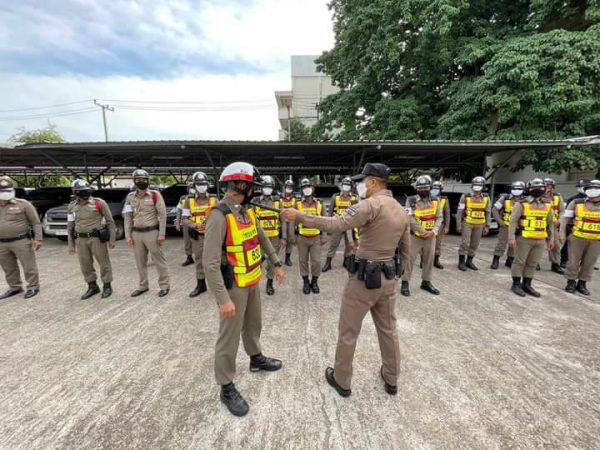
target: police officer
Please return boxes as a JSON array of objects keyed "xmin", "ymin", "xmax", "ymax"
[
  {"xmin": 295, "ymin": 178, "xmax": 327, "ymax": 294},
  {"xmin": 491, "ymin": 181, "xmax": 526, "ymax": 269},
  {"xmin": 253, "ymin": 175, "xmax": 281, "ymax": 296},
  {"xmin": 400, "ymin": 175, "xmax": 442, "ymax": 296},
  {"xmin": 123, "ymin": 169, "xmax": 170, "ymax": 297},
  {"xmin": 560, "ymin": 179, "xmax": 590, "ymax": 268},
  {"xmin": 182, "ymin": 172, "xmax": 218, "ymax": 297},
  {"xmin": 561, "ymin": 179, "xmax": 600, "ymax": 296},
  {"xmin": 280, "ymin": 180, "xmax": 297, "ymax": 266},
  {"xmin": 176, "ymin": 183, "xmax": 195, "ymax": 267},
  {"xmin": 203, "ymin": 162, "xmax": 284, "ymax": 417},
  {"xmin": 508, "ymin": 178, "xmax": 554, "ymax": 297},
  {"xmin": 67, "ymin": 179, "xmax": 116, "ymax": 299},
  {"xmin": 0, "ymin": 177, "xmax": 42, "ymax": 299},
  {"xmin": 431, "ymin": 180, "xmax": 450, "ymax": 269},
  {"xmin": 282, "ymin": 163, "xmax": 410, "ymax": 396},
  {"xmin": 542, "ymin": 178, "xmax": 565, "ymax": 273},
  {"xmin": 457, "ymin": 176, "xmax": 490, "ymax": 271},
  {"xmin": 322, "ymin": 177, "xmax": 357, "ymax": 272}
]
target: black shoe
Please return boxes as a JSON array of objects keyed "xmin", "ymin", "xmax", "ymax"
[
  {"xmin": 466, "ymin": 256, "xmax": 478, "ymax": 270},
  {"xmin": 419, "ymin": 259, "xmax": 423, "ymax": 269},
  {"xmin": 400, "ymin": 280, "xmax": 410, "ymax": 297},
  {"xmin": 182, "ymin": 255, "xmax": 194, "ymax": 267},
  {"xmin": 220, "ymin": 383, "xmax": 249, "ymax": 417},
  {"xmin": 266, "ymin": 279, "xmax": 275, "ymax": 296},
  {"xmin": 24, "ymin": 288, "xmax": 39, "ymax": 299},
  {"xmin": 189, "ymin": 279, "xmax": 207, "ymax": 297},
  {"xmin": 505, "ymin": 256, "xmax": 514, "ymax": 268},
  {"xmin": 101, "ymin": 283, "xmax": 113, "ymax": 299},
  {"xmin": 321, "ymin": 257, "xmax": 332, "ymax": 272},
  {"xmin": 325, "ymin": 367, "xmax": 351, "ymax": 397},
  {"xmin": 522, "ymin": 278, "xmax": 541, "ymax": 298},
  {"xmin": 560, "ymin": 260, "xmax": 567, "ymax": 269},
  {"xmin": 511, "ymin": 277, "xmax": 526, "ymax": 297},
  {"xmin": 311, "ymin": 277, "xmax": 320, "ymax": 294},
  {"xmin": 380, "ymin": 366, "xmax": 397, "ymax": 395},
  {"xmin": 490, "ymin": 255, "xmax": 500, "ymax": 270},
  {"xmin": 130, "ymin": 288, "xmax": 149, "ymax": 297},
  {"xmin": 565, "ymin": 280, "xmax": 577, "ymax": 294},
  {"xmin": 458, "ymin": 255, "xmax": 467, "ymax": 271},
  {"xmin": 249, "ymin": 354, "xmax": 283, "ymax": 372},
  {"xmin": 302, "ymin": 276, "xmax": 311, "ymax": 295},
  {"xmin": 420, "ymin": 280, "xmax": 440, "ymax": 295},
  {"xmin": 576, "ymin": 280, "xmax": 590, "ymax": 296},
  {"xmin": 81, "ymin": 281, "xmax": 100, "ymax": 300},
  {"xmin": 536, "ymin": 264, "xmax": 541, "ymax": 271},
  {"xmin": 551, "ymin": 263, "xmax": 565, "ymax": 274},
  {"xmin": 158, "ymin": 289, "xmax": 170, "ymax": 298},
  {"xmin": 433, "ymin": 255, "xmax": 444, "ymax": 269},
  {"xmin": 0, "ymin": 288, "xmax": 23, "ymax": 300},
  {"xmin": 285, "ymin": 254, "xmax": 293, "ymax": 267}
]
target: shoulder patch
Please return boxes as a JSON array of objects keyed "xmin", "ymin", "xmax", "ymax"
[{"xmin": 346, "ymin": 205, "xmax": 360, "ymax": 216}]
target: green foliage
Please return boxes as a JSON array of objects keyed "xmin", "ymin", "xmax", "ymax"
[
  {"xmin": 8, "ymin": 123, "xmax": 65, "ymax": 144},
  {"xmin": 288, "ymin": 119, "xmax": 313, "ymax": 142}
]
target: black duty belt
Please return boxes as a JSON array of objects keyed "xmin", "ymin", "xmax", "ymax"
[
  {"xmin": 76, "ymin": 231, "xmax": 98, "ymax": 238},
  {"xmin": 133, "ymin": 225, "xmax": 159, "ymax": 233},
  {"xmin": 0, "ymin": 234, "xmax": 29, "ymax": 243}
]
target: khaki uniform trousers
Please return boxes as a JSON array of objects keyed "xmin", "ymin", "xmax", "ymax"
[
  {"xmin": 334, "ymin": 274, "xmax": 401, "ymax": 390},
  {"xmin": 459, "ymin": 223, "xmax": 484, "ymax": 257},
  {"xmin": 402, "ymin": 235, "xmax": 435, "ymax": 282},
  {"xmin": 297, "ymin": 235, "xmax": 322, "ymax": 277},
  {"xmin": 265, "ymin": 236, "xmax": 280, "ymax": 279},
  {"xmin": 434, "ymin": 230, "xmax": 445, "ymax": 257},
  {"xmin": 76, "ymin": 237, "xmax": 112, "ymax": 284},
  {"xmin": 183, "ymin": 227, "xmax": 193, "ymax": 256},
  {"xmin": 565, "ymin": 236, "xmax": 600, "ymax": 282},
  {"xmin": 548, "ymin": 226, "xmax": 562, "ymax": 264},
  {"xmin": 493, "ymin": 226, "xmax": 515, "ymax": 258},
  {"xmin": 0, "ymin": 239, "xmax": 39, "ymax": 290},
  {"xmin": 214, "ymin": 282, "xmax": 262, "ymax": 385},
  {"xmin": 511, "ymin": 237, "xmax": 546, "ymax": 279},
  {"xmin": 132, "ymin": 229, "xmax": 170, "ymax": 290},
  {"xmin": 282, "ymin": 222, "xmax": 296, "ymax": 256},
  {"xmin": 326, "ymin": 232, "xmax": 352, "ymax": 259},
  {"xmin": 191, "ymin": 234, "xmax": 206, "ymax": 279}
]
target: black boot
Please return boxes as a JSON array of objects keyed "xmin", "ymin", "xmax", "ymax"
[
  {"xmin": 249, "ymin": 353, "xmax": 283, "ymax": 372},
  {"xmin": 266, "ymin": 279, "xmax": 275, "ymax": 296},
  {"xmin": 466, "ymin": 256, "xmax": 478, "ymax": 271},
  {"xmin": 101, "ymin": 283, "xmax": 113, "ymax": 299},
  {"xmin": 433, "ymin": 255, "xmax": 444, "ymax": 269},
  {"xmin": 189, "ymin": 279, "xmax": 207, "ymax": 297},
  {"xmin": 490, "ymin": 255, "xmax": 500, "ymax": 270},
  {"xmin": 576, "ymin": 280, "xmax": 590, "ymax": 296},
  {"xmin": 458, "ymin": 255, "xmax": 467, "ymax": 271},
  {"xmin": 551, "ymin": 263, "xmax": 565, "ymax": 274},
  {"xmin": 285, "ymin": 253, "xmax": 293, "ymax": 267},
  {"xmin": 182, "ymin": 255, "xmax": 194, "ymax": 267},
  {"xmin": 400, "ymin": 280, "xmax": 410, "ymax": 297},
  {"xmin": 302, "ymin": 276, "xmax": 311, "ymax": 295},
  {"xmin": 311, "ymin": 277, "xmax": 320, "ymax": 294},
  {"xmin": 0, "ymin": 288, "xmax": 23, "ymax": 300},
  {"xmin": 565, "ymin": 279, "xmax": 577, "ymax": 294},
  {"xmin": 522, "ymin": 278, "xmax": 541, "ymax": 297},
  {"xmin": 505, "ymin": 256, "xmax": 514, "ymax": 268},
  {"xmin": 220, "ymin": 383, "xmax": 249, "ymax": 417},
  {"xmin": 321, "ymin": 257, "xmax": 332, "ymax": 272},
  {"xmin": 511, "ymin": 277, "xmax": 526, "ymax": 297},
  {"xmin": 81, "ymin": 281, "xmax": 100, "ymax": 300},
  {"xmin": 420, "ymin": 280, "xmax": 440, "ymax": 295}
]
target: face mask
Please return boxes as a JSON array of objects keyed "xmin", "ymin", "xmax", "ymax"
[
  {"xmin": 472, "ymin": 185, "xmax": 483, "ymax": 192},
  {"xmin": 356, "ymin": 182, "xmax": 368, "ymax": 199},
  {"xmin": 285, "ymin": 188, "xmax": 293, "ymax": 195},
  {"xmin": 196, "ymin": 184, "xmax": 208, "ymax": 194},
  {"xmin": 511, "ymin": 189, "xmax": 523, "ymax": 196},
  {"xmin": 302, "ymin": 188, "xmax": 313, "ymax": 197},
  {"xmin": 262, "ymin": 187, "xmax": 273, "ymax": 196},
  {"xmin": 135, "ymin": 181, "xmax": 149, "ymax": 190},
  {"xmin": 430, "ymin": 189, "xmax": 440, "ymax": 198},
  {"xmin": 585, "ymin": 189, "xmax": 600, "ymax": 199},
  {"xmin": 530, "ymin": 188, "xmax": 545, "ymax": 198},
  {"xmin": 0, "ymin": 190, "xmax": 15, "ymax": 201},
  {"xmin": 242, "ymin": 186, "xmax": 254, "ymax": 204},
  {"xmin": 77, "ymin": 191, "xmax": 91, "ymax": 200},
  {"xmin": 578, "ymin": 187, "xmax": 586, "ymax": 194},
  {"xmin": 418, "ymin": 190, "xmax": 430, "ymax": 198},
  {"xmin": 342, "ymin": 185, "xmax": 351, "ymax": 192}
]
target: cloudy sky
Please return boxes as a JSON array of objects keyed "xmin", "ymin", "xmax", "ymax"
[{"xmin": 0, "ymin": 0, "xmax": 334, "ymax": 142}]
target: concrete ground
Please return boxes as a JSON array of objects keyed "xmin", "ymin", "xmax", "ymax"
[{"xmin": 0, "ymin": 234, "xmax": 598, "ymax": 449}]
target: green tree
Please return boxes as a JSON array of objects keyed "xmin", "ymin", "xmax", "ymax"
[{"xmin": 288, "ymin": 119, "xmax": 313, "ymax": 142}]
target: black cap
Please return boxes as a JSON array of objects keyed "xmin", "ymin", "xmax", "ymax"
[{"xmin": 351, "ymin": 163, "xmax": 391, "ymax": 182}]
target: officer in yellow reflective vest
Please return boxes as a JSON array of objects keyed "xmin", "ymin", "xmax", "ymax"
[
  {"xmin": 491, "ymin": 181, "xmax": 525, "ymax": 269},
  {"xmin": 431, "ymin": 180, "xmax": 450, "ymax": 269},
  {"xmin": 182, "ymin": 172, "xmax": 218, "ymax": 297},
  {"xmin": 203, "ymin": 162, "xmax": 284, "ymax": 417},
  {"xmin": 296, "ymin": 178, "xmax": 327, "ymax": 294},
  {"xmin": 508, "ymin": 178, "xmax": 554, "ymax": 297},
  {"xmin": 560, "ymin": 179, "xmax": 600, "ymax": 296},
  {"xmin": 322, "ymin": 177, "xmax": 358, "ymax": 272},
  {"xmin": 176, "ymin": 183, "xmax": 195, "ymax": 267},
  {"xmin": 457, "ymin": 176, "xmax": 491, "ymax": 271},
  {"xmin": 543, "ymin": 178, "xmax": 565, "ymax": 274},
  {"xmin": 280, "ymin": 180, "xmax": 297, "ymax": 267},
  {"xmin": 253, "ymin": 175, "xmax": 281, "ymax": 296}
]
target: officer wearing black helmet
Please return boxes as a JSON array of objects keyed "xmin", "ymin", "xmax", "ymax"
[
  {"xmin": 542, "ymin": 178, "xmax": 565, "ymax": 274},
  {"xmin": 560, "ymin": 179, "xmax": 590, "ymax": 268},
  {"xmin": 280, "ymin": 179, "xmax": 297, "ymax": 266},
  {"xmin": 491, "ymin": 181, "xmax": 526, "ymax": 269}
]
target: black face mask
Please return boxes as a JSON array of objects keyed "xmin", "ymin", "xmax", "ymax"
[
  {"xmin": 418, "ymin": 190, "xmax": 430, "ymax": 198},
  {"xmin": 135, "ymin": 181, "xmax": 149, "ymax": 190},
  {"xmin": 529, "ymin": 188, "xmax": 545, "ymax": 198},
  {"xmin": 77, "ymin": 190, "xmax": 91, "ymax": 200}
]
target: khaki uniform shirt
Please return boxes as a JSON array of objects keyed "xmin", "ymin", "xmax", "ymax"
[
  {"xmin": 508, "ymin": 197, "xmax": 554, "ymax": 241},
  {"xmin": 439, "ymin": 196, "xmax": 451, "ymax": 229},
  {"xmin": 0, "ymin": 198, "xmax": 42, "ymax": 240},
  {"xmin": 492, "ymin": 195, "xmax": 524, "ymax": 226},
  {"xmin": 182, "ymin": 193, "xmax": 217, "ymax": 230},
  {"xmin": 406, "ymin": 195, "xmax": 444, "ymax": 235},
  {"xmin": 294, "ymin": 196, "xmax": 328, "ymax": 237},
  {"xmin": 560, "ymin": 198, "xmax": 600, "ymax": 240},
  {"xmin": 457, "ymin": 193, "xmax": 491, "ymax": 226},
  {"xmin": 543, "ymin": 192, "xmax": 565, "ymax": 226},
  {"xmin": 297, "ymin": 190, "xmax": 410, "ymax": 262},
  {"xmin": 123, "ymin": 190, "xmax": 167, "ymax": 238},
  {"xmin": 67, "ymin": 197, "xmax": 116, "ymax": 246},
  {"xmin": 203, "ymin": 195, "xmax": 280, "ymax": 305},
  {"xmin": 280, "ymin": 195, "xmax": 297, "ymax": 240}
]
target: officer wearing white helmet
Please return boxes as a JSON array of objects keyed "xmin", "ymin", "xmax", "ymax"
[
  {"xmin": 280, "ymin": 179, "xmax": 297, "ymax": 266},
  {"xmin": 430, "ymin": 180, "xmax": 450, "ymax": 269},
  {"xmin": 542, "ymin": 178, "xmax": 565, "ymax": 274},
  {"xmin": 202, "ymin": 162, "xmax": 285, "ymax": 417},
  {"xmin": 490, "ymin": 181, "xmax": 526, "ymax": 269}
]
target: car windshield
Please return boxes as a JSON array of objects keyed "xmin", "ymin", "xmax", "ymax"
[{"xmin": 95, "ymin": 190, "xmax": 129, "ymax": 202}]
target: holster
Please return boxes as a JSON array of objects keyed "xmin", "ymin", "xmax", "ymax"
[
  {"xmin": 220, "ymin": 263, "xmax": 234, "ymax": 290},
  {"xmin": 97, "ymin": 227, "xmax": 110, "ymax": 243},
  {"xmin": 357, "ymin": 260, "xmax": 381, "ymax": 289},
  {"xmin": 343, "ymin": 254, "xmax": 358, "ymax": 274},
  {"xmin": 188, "ymin": 228, "xmax": 200, "ymax": 240}
]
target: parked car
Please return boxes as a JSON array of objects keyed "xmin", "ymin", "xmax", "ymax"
[
  {"xmin": 27, "ymin": 187, "xmax": 73, "ymax": 218},
  {"xmin": 42, "ymin": 188, "xmax": 129, "ymax": 241},
  {"xmin": 161, "ymin": 184, "xmax": 193, "ymax": 231}
]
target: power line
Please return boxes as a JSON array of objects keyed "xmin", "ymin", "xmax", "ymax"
[
  {"xmin": 0, "ymin": 107, "xmax": 98, "ymax": 121},
  {"xmin": 0, "ymin": 100, "xmax": 92, "ymax": 113},
  {"xmin": 98, "ymin": 98, "xmax": 274, "ymax": 105}
]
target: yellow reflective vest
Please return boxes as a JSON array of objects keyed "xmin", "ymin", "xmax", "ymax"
[
  {"xmin": 519, "ymin": 202, "xmax": 551, "ymax": 240},
  {"xmin": 297, "ymin": 200, "xmax": 322, "ymax": 237},
  {"xmin": 465, "ymin": 195, "xmax": 489, "ymax": 225},
  {"xmin": 502, "ymin": 197, "xmax": 515, "ymax": 226},
  {"xmin": 573, "ymin": 201, "xmax": 600, "ymax": 240},
  {"xmin": 333, "ymin": 194, "xmax": 357, "ymax": 215},
  {"xmin": 413, "ymin": 199, "xmax": 439, "ymax": 237},
  {"xmin": 188, "ymin": 196, "xmax": 218, "ymax": 227},
  {"xmin": 224, "ymin": 208, "xmax": 263, "ymax": 288},
  {"xmin": 255, "ymin": 200, "xmax": 281, "ymax": 238},
  {"xmin": 281, "ymin": 196, "xmax": 296, "ymax": 209}
]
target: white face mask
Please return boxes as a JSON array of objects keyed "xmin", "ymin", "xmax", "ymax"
[
  {"xmin": 285, "ymin": 188, "xmax": 293, "ymax": 195},
  {"xmin": 342, "ymin": 184, "xmax": 351, "ymax": 192},
  {"xmin": 196, "ymin": 184, "xmax": 208, "ymax": 194},
  {"xmin": 511, "ymin": 189, "xmax": 523, "ymax": 196},
  {"xmin": 0, "ymin": 190, "xmax": 15, "ymax": 201},
  {"xmin": 586, "ymin": 189, "xmax": 600, "ymax": 199},
  {"xmin": 356, "ymin": 182, "xmax": 368, "ymax": 199},
  {"xmin": 262, "ymin": 187, "xmax": 273, "ymax": 196},
  {"xmin": 430, "ymin": 189, "xmax": 440, "ymax": 197},
  {"xmin": 302, "ymin": 188, "xmax": 313, "ymax": 197},
  {"xmin": 472, "ymin": 185, "xmax": 483, "ymax": 192}
]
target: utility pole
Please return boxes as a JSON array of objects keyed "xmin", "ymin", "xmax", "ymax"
[{"xmin": 94, "ymin": 100, "xmax": 114, "ymax": 142}]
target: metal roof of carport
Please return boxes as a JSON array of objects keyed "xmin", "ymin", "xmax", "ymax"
[{"xmin": 0, "ymin": 137, "xmax": 598, "ymax": 177}]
